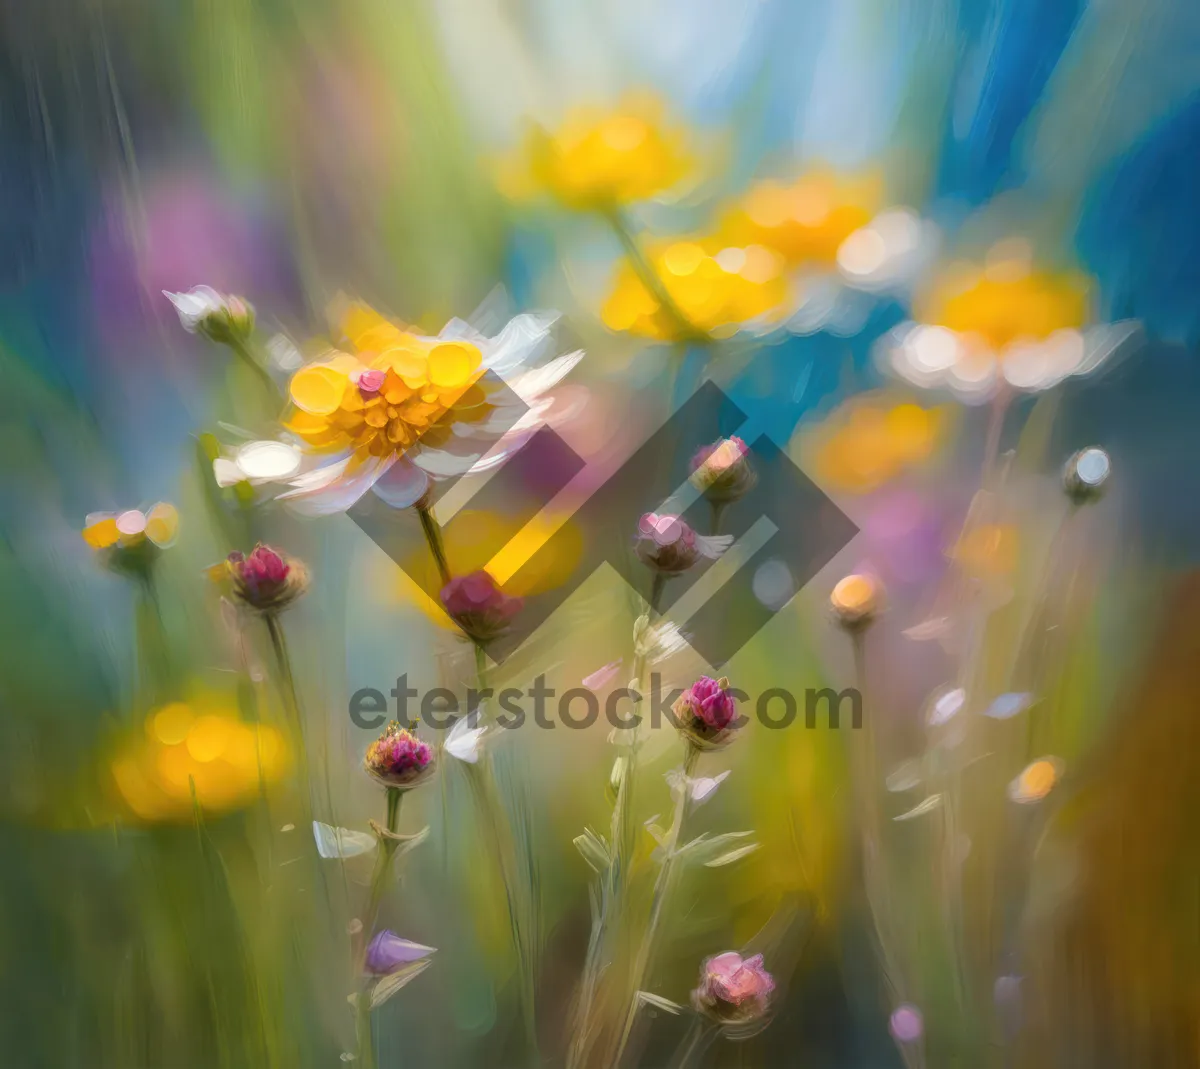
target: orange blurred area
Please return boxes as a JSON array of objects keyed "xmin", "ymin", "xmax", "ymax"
[{"xmin": 800, "ymin": 393, "xmax": 950, "ymax": 494}]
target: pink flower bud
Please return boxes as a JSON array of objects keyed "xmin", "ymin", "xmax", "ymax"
[
  {"xmin": 673, "ymin": 675, "xmax": 741, "ymax": 750},
  {"xmin": 635, "ymin": 512, "xmax": 701, "ymax": 575},
  {"xmin": 364, "ymin": 721, "xmax": 435, "ymax": 789},
  {"xmin": 354, "ymin": 368, "xmax": 387, "ymax": 396},
  {"xmin": 692, "ymin": 952, "xmax": 775, "ymax": 1024},
  {"xmin": 689, "ymin": 436, "xmax": 756, "ymax": 504},
  {"xmin": 226, "ymin": 544, "xmax": 308, "ymax": 612},
  {"xmin": 439, "ymin": 570, "xmax": 523, "ymax": 643}
]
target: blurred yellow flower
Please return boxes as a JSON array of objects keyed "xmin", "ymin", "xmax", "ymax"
[
  {"xmin": 803, "ymin": 394, "xmax": 948, "ymax": 494},
  {"xmin": 602, "ymin": 238, "xmax": 788, "ymax": 341},
  {"xmin": 718, "ymin": 169, "xmax": 882, "ymax": 267},
  {"xmin": 82, "ymin": 502, "xmax": 179, "ymax": 550},
  {"xmin": 518, "ymin": 95, "xmax": 691, "ymax": 209},
  {"xmin": 881, "ymin": 242, "xmax": 1104, "ymax": 400},
  {"xmin": 111, "ymin": 697, "xmax": 288, "ymax": 822}
]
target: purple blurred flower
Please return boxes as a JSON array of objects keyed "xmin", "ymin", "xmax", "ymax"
[
  {"xmin": 692, "ymin": 951, "xmax": 774, "ymax": 1024},
  {"xmin": 365, "ymin": 930, "xmax": 437, "ymax": 975},
  {"xmin": 889, "ymin": 1004, "xmax": 924, "ymax": 1043},
  {"xmin": 440, "ymin": 570, "xmax": 524, "ymax": 643}
]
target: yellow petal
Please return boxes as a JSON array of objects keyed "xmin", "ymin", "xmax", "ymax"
[
  {"xmin": 145, "ymin": 503, "xmax": 180, "ymax": 547},
  {"xmin": 290, "ymin": 364, "xmax": 350, "ymax": 416},
  {"xmin": 428, "ymin": 342, "xmax": 481, "ymax": 389},
  {"xmin": 82, "ymin": 517, "xmax": 120, "ymax": 549}
]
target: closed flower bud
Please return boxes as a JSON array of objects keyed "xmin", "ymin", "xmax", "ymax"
[
  {"xmin": 364, "ymin": 930, "xmax": 436, "ymax": 976},
  {"xmin": 223, "ymin": 544, "xmax": 308, "ymax": 613},
  {"xmin": 830, "ymin": 573, "xmax": 883, "ymax": 631},
  {"xmin": 690, "ymin": 436, "xmax": 756, "ymax": 504},
  {"xmin": 165, "ymin": 286, "xmax": 255, "ymax": 346},
  {"xmin": 439, "ymin": 570, "xmax": 523, "ymax": 643},
  {"xmin": 691, "ymin": 952, "xmax": 775, "ymax": 1025},
  {"xmin": 364, "ymin": 721, "xmax": 435, "ymax": 790},
  {"xmin": 673, "ymin": 675, "xmax": 741, "ymax": 750},
  {"xmin": 635, "ymin": 513, "xmax": 701, "ymax": 575},
  {"xmin": 1062, "ymin": 446, "xmax": 1110, "ymax": 505}
]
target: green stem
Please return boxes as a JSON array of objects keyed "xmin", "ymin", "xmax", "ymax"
[
  {"xmin": 469, "ymin": 643, "xmax": 538, "ymax": 1062},
  {"xmin": 570, "ymin": 576, "xmax": 669, "ymax": 1068},
  {"xmin": 226, "ymin": 336, "xmax": 279, "ymax": 400},
  {"xmin": 668, "ymin": 1017, "xmax": 718, "ymax": 1069},
  {"xmin": 134, "ymin": 568, "xmax": 172, "ymax": 707},
  {"xmin": 601, "ymin": 207, "xmax": 709, "ymax": 345},
  {"xmin": 263, "ymin": 611, "xmax": 312, "ymax": 789},
  {"xmin": 415, "ymin": 501, "xmax": 452, "ymax": 588},
  {"xmin": 613, "ymin": 744, "xmax": 700, "ymax": 1065},
  {"xmin": 708, "ymin": 501, "xmax": 726, "ymax": 537},
  {"xmin": 356, "ymin": 788, "xmax": 404, "ymax": 1069}
]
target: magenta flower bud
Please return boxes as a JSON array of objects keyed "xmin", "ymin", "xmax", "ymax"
[
  {"xmin": 225, "ymin": 544, "xmax": 308, "ymax": 613},
  {"xmin": 691, "ymin": 952, "xmax": 775, "ymax": 1024},
  {"xmin": 364, "ymin": 930, "xmax": 436, "ymax": 975},
  {"xmin": 635, "ymin": 512, "xmax": 701, "ymax": 575},
  {"xmin": 889, "ymin": 1004, "xmax": 924, "ymax": 1044},
  {"xmin": 354, "ymin": 368, "xmax": 387, "ymax": 396},
  {"xmin": 689, "ymin": 436, "xmax": 756, "ymax": 504},
  {"xmin": 364, "ymin": 721, "xmax": 435, "ymax": 790},
  {"xmin": 673, "ymin": 675, "xmax": 740, "ymax": 750},
  {"xmin": 439, "ymin": 570, "xmax": 523, "ymax": 643}
]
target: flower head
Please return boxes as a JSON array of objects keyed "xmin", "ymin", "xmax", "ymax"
[
  {"xmin": 673, "ymin": 675, "xmax": 741, "ymax": 750},
  {"xmin": 364, "ymin": 930, "xmax": 437, "ymax": 976},
  {"xmin": 439, "ymin": 570, "xmax": 524, "ymax": 643},
  {"xmin": 877, "ymin": 243, "xmax": 1115, "ymax": 401},
  {"xmin": 364, "ymin": 721, "xmax": 434, "ymax": 790},
  {"xmin": 164, "ymin": 286, "xmax": 255, "ymax": 345},
  {"xmin": 690, "ymin": 436, "xmax": 756, "ymax": 504},
  {"xmin": 278, "ymin": 304, "xmax": 581, "ymax": 516},
  {"xmin": 602, "ymin": 238, "xmax": 787, "ymax": 341},
  {"xmin": 830, "ymin": 573, "xmax": 883, "ymax": 631},
  {"xmin": 692, "ymin": 951, "xmax": 775, "ymax": 1025},
  {"xmin": 82, "ymin": 503, "xmax": 178, "ymax": 577},
  {"xmin": 889, "ymin": 1004, "xmax": 924, "ymax": 1044},
  {"xmin": 1062, "ymin": 446, "xmax": 1110, "ymax": 505},
  {"xmin": 522, "ymin": 96, "xmax": 691, "ymax": 209},
  {"xmin": 719, "ymin": 170, "xmax": 882, "ymax": 267},
  {"xmin": 635, "ymin": 513, "xmax": 701, "ymax": 575},
  {"xmin": 1008, "ymin": 757, "xmax": 1062, "ymax": 804},
  {"xmin": 219, "ymin": 544, "xmax": 308, "ymax": 613}
]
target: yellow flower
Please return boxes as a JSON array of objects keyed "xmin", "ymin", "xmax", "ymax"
[
  {"xmin": 279, "ymin": 302, "xmax": 582, "ymax": 515},
  {"xmin": 82, "ymin": 503, "xmax": 179, "ymax": 577},
  {"xmin": 602, "ymin": 238, "xmax": 788, "ymax": 341},
  {"xmin": 521, "ymin": 95, "xmax": 691, "ymax": 209},
  {"xmin": 882, "ymin": 242, "xmax": 1100, "ymax": 399},
  {"xmin": 802, "ymin": 394, "xmax": 948, "ymax": 494},
  {"xmin": 111, "ymin": 697, "xmax": 288, "ymax": 822},
  {"xmin": 718, "ymin": 169, "xmax": 882, "ymax": 267}
]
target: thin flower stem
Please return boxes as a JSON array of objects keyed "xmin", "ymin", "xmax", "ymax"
[
  {"xmin": 226, "ymin": 336, "xmax": 279, "ymax": 398},
  {"xmin": 613, "ymin": 744, "xmax": 700, "ymax": 1064},
  {"xmin": 668, "ymin": 1017, "xmax": 718, "ymax": 1069},
  {"xmin": 356, "ymin": 788, "xmax": 404, "ymax": 1069},
  {"xmin": 570, "ymin": 576, "xmax": 669, "ymax": 1067},
  {"xmin": 262, "ymin": 611, "xmax": 314, "ymax": 793},
  {"xmin": 469, "ymin": 642, "xmax": 539, "ymax": 1062},
  {"xmin": 708, "ymin": 501, "xmax": 726, "ymax": 537},
  {"xmin": 601, "ymin": 207, "xmax": 709, "ymax": 345},
  {"xmin": 416, "ymin": 501, "xmax": 452, "ymax": 587},
  {"xmin": 134, "ymin": 568, "xmax": 172, "ymax": 706}
]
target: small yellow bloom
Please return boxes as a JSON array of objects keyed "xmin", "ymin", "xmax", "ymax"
[
  {"xmin": 521, "ymin": 95, "xmax": 691, "ymax": 209},
  {"xmin": 830, "ymin": 573, "xmax": 884, "ymax": 630},
  {"xmin": 602, "ymin": 238, "xmax": 788, "ymax": 341},
  {"xmin": 112, "ymin": 696, "xmax": 288, "ymax": 822},
  {"xmin": 718, "ymin": 169, "xmax": 882, "ymax": 267},
  {"xmin": 803, "ymin": 394, "xmax": 948, "ymax": 494},
  {"xmin": 1008, "ymin": 757, "xmax": 1062, "ymax": 804}
]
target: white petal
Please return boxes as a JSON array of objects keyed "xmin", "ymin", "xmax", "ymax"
[
  {"xmin": 313, "ymin": 821, "xmax": 377, "ymax": 859},
  {"xmin": 278, "ymin": 453, "xmax": 394, "ymax": 516},
  {"xmin": 479, "ymin": 312, "xmax": 559, "ymax": 375},
  {"xmin": 927, "ymin": 686, "xmax": 966, "ymax": 726},
  {"xmin": 236, "ymin": 440, "xmax": 303, "ymax": 481},
  {"xmin": 695, "ymin": 533, "xmax": 734, "ymax": 559},
  {"xmin": 508, "ymin": 349, "xmax": 584, "ymax": 403},
  {"xmin": 213, "ymin": 458, "xmax": 244, "ymax": 487},
  {"xmin": 371, "ymin": 455, "xmax": 430, "ymax": 508},
  {"xmin": 445, "ymin": 715, "xmax": 486, "ymax": 764}
]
